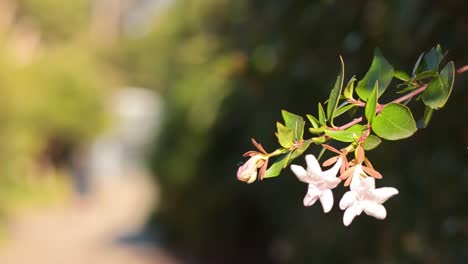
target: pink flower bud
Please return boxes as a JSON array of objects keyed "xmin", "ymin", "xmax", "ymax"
[{"xmin": 237, "ymin": 154, "xmax": 268, "ymax": 184}]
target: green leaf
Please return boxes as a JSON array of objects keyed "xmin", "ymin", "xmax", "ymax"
[
  {"xmin": 414, "ymin": 70, "xmax": 437, "ymax": 81},
  {"xmin": 318, "ymin": 103, "xmax": 326, "ymax": 125},
  {"xmin": 356, "ymin": 48, "xmax": 394, "ymax": 101},
  {"xmin": 363, "ymin": 135, "xmax": 382, "ymax": 150},
  {"xmin": 290, "ymin": 140, "xmax": 311, "ymax": 159},
  {"xmin": 324, "ymin": 125, "xmax": 365, "ymax": 142},
  {"xmin": 334, "ymin": 104, "xmax": 356, "ymax": 118},
  {"xmin": 263, "ymin": 152, "xmax": 292, "ymax": 178},
  {"xmin": 343, "ymin": 76, "xmax": 357, "ymax": 99},
  {"xmin": 365, "ymin": 81, "xmax": 378, "ymax": 124},
  {"xmin": 309, "ymin": 127, "xmax": 324, "ymax": 134},
  {"xmin": 394, "ymin": 70, "xmax": 410, "ymax": 81},
  {"xmin": 412, "ymin": 52, "xmax": 425, "ymax": 76},
  {"xmin": 281, "ymin": 110, "xmax": 305, "ymax": 140},
  {"xmin": 417, "ymin": 106, "xmax": 434, "ymax": 129},
  {"xmin": 306, "ymin": 114, "xmax": 319, "ymax": 128},
  {"xmin": 372, "ymin": 103, "xmax": 417, "ymax": 140},
  {"xmin": 276, "ymin": 122, "xmax": 294, "ymax": 148},
  {"xmin": 311, "ymin": 136, "xmax": 326, "ymax": 144},
  {"xmin": 326, "ymin": 56, "xmax": 345, "ymax": 123},
  {"xmin": 423, "ymin": 46, "xmax": 444, "ymax": 71},
  {"xmin": 422, "ymin": 61, "xmax": 455, "ymax": 109},
  {"xmin": 317, "ymin": 147, "xmax": 327, "ymax": 161}
]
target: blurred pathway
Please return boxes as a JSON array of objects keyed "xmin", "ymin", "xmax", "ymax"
[{"xmin": 0, "ymin": 174, "xmax": 176, "ymax": 264}]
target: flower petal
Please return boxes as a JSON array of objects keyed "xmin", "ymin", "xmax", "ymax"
[
  {"xmin": 290, "ymin": 165, "xmax": 309, "ymax": 183},
  {"xmin": 372, "ymin": 187, "xmax": 399, "ymax": 203},
  {"xmin": 323, "ymin": 157, "xmax": 342, "ymax": 178},
  {"xmin": 305, "ymin": 154, "xmax": 322, "ymax": 175},
  {"xmin": 319, "ymin": 189, "xmax": 334, "ymax": 213},
  {"xmin": 362, "ymin": 201, "xmax": 387, "ymax": 220},
  {"xmin": 322, "ymin": 176, "xmax": 341, "ymax": 189},
  {"xmin": 339, "ymin": 191, "xmax": 357, "ymax": 210},
  {"xmin": 303, "ymin": 184, "xmax": 320, "ymax": 206},
  {"xmin": 343, "ymin": 206, "xmax": 358, "ymax": 226}
]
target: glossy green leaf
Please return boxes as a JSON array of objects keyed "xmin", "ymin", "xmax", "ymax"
[
  {"xmin": 343, "ymin": 76, "xmax": 357, "ymax": 99},
  {"xmin": 326, "ymin": 56, "xmax": 345, "ymax": 123},
  {"xmin": 318, "ymin": 103, "xmax": 326, "ymax": 125},
  {"xmin": 317, "ymin": 147, "xmax": 327, "ymax": 161},
  {"xmin": 263, "ymin": 152, "xmax": 292, "ymax": 178},
  {"xmin": 372, "ymin": 103, "xmax": 417, "ymax": 140},
  {"xmin": 422, "ymin": 61, "xmax": 455, "ymax": 109},
  {"xmin": 306, "ymin": 114, "xmax": 319, "ymax": 128},
  {"xmin": 365, "ymin": 81, "xmax": 378, "ymax": 124},
  {"xmin": 276, "ymin": 122, "xmax": 294, "ymax": 148},
  {"xmin": 324, "ymin": 125, "xmax": 365, "ymax": 142},
  {"xmin": 281, "ymin": 110, "xmax": 304, "ymax": 140},
  {"xmin": 334, "ymin": 104, "xmax": 356, "ymax": 118},
  {"xmin": 394, "ymin": 70, "xmax": 410, "ymax": 81},
  {"xmin": 356, "ymin": 48, "xmax": 394, "ymax": 101},
  {"xmin": 363, "ymin": 135, "xmax": 382, "ymax": 150}
]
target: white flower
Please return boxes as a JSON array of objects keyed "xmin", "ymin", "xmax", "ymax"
[
  {"xmin": 339, "ymin": 165, "xmax": 399, "ymax": 226},
  {"xmin": 290, "ymin": 155, "xmax": 342, "ymax": 213}
]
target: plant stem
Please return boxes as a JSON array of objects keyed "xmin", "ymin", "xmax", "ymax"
[{"xmin": 388, "ymin": 84, "xmax": 427, "ymax": 105}]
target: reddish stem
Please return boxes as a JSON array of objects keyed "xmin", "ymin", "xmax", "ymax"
[{"xmin": 387, "ymin": 84, "xmax": 427, "ymax": 105}]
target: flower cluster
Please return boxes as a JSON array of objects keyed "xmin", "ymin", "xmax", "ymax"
[
  {"xmin": 235, "ymin": 46, "xmax": 465, "ymax": 228},
  {"xmin": 290, "ymin": 154, "xmax": 398, "ymax": 226}
]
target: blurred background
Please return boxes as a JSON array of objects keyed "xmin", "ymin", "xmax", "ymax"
[{"xmin": 0, "ymin": 0, "xmax": 466, "ymax": 263}]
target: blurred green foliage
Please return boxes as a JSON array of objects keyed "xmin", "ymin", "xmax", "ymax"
[{"xmin": 0, "ymin": 0, "xmax": 108, "ymax": 217}]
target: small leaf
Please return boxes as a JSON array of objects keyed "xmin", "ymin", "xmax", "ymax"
[
  {"xmin": 276, "ymin": 122, "xmax": 294, "ymax": 148},
  {"xmin": 311, "ymin": 136, "xmax": 326, "ymax": 144},
  {"xmin": 412, "ymin": 52, "xmax": 425, "ymax": 76},
  {"xmin": 306, "ymin": 114, "xmax": 320, "ymax": 128},
  {"xmin": 417, "ymin": 106, "xmax": 434, "ymax": 129},
  {"xmin": 327, "ymin": 56, "xmax": 345, "ymax": 124},
  {"xmin": 394, "ymin": 70, "xmax": 410, "ymax": 81},
  {"xmin": 263, "ymin": 152, "xmax": 292, "ymax": 178},
  {"xmin": 318, "ymin": 103, "xmax": 326, "ymax": 125},
  {"xmin": 324, "ymin": 125, "xmax": 365, "ymax": 143},
  {"xmin": 317, "ymin": 147, "xmax": 327, "ymax": 161},
  {"xmin": 372, "ymin": 103, "xmax": 417, "ymax": 140},
  {"xmin": 309, "ymin": 127, "xmax": 324, "ymax": 134},
  {"xmin": 282, "ymin": 110, "xmax": 305, "ymax": 140},
  {"xmin": 422, "ymin": 61, "xmax": 455, "ymax": 109},
  {"xmin": 356, "ymin": 48, "xmax": 394, "ymax": 101},
  {"xmin": 423, "ymin": 46, "xmax": 444, "ymax": 72},
  {"xmin": 343, "ymin": 76, "xmax": 357, "ymax": 99},
  {"xmin": 334, "ymin": 104, "xmax": 356, "ymax": 118},
  {"xmin": 365, "ymin": 81, "xmax": 378, "ymax": 124},
  {"xmin": 363, "ymin": 135, "xmax": 382, "ymax": 150},
  {"xmin": 414, "ymin": 70, "xmax": 438, "ymax": 81}
]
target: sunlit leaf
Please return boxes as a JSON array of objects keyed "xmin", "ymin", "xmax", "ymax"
[
  {"xmin": 372, "ymin": 103, "xmax": 417, "ymax": 140},
  {"xmin": 363, "ymin": 135, "xmax": 381, "ymax": 150},
  {"xmin": 326, "ymin": 56, "xmax": 345, "ymax": 124},
  {"xmin": 365, "ymin": 81, "xmax": 378, "ymax": 124},
  {"xmin": 422, "ymin": 61, "xmax": 455, "ymax": 109},
  {"xmin": 356, "ymin": 48, "xmax": 394, "ymax": 101}
]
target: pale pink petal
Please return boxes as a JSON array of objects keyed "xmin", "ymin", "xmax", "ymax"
[
  {"xmin": 343, "ymin": 206, "xmax": 358, "ymax": 226},
  {"xmin": 303, "ymin": 185, "xmax": 320, "ymax": 206},
  {"xmin": 323, "ymin": 158, "xmax": 342, "ymax": 178},
  {"xmin": 319, "ymin": 189, "xmax": 334, "ymax": 213},
  {"xmin": 372, "ymin": 187, "xmax": 399, "ymax": 203},
  {"xmin": 305, "ymin": 154, "xmax": 322, "ymax": 175},
  {"xmin": 290, "ymin": 165, "xmax": 309, "ymax": 183},
  {"xmin": 349, "ymin": 166, "xmax": 363, "ymax": 191},
  {"xmin": 362, "ymin": 201, "xmax": 387, "ymax": 219},
  {"xmin": 322, "ymin": 176, "xmax": 341, "ymax": 189},
  {"xmin": 339, "ymin": 191, "xmax": 357, "ymax": 210}
]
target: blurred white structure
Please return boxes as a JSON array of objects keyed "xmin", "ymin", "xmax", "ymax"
[{"xmin": 91, "ymin": 87, "xmax": 164, "ymax": 180}]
